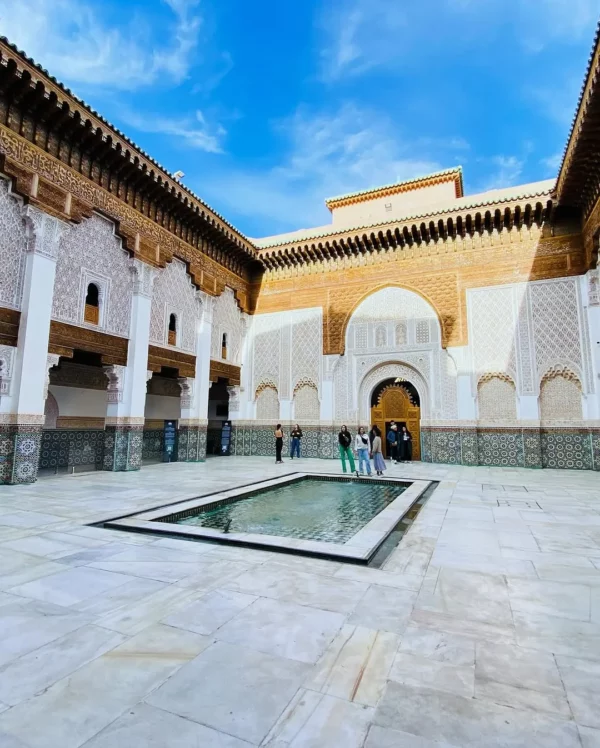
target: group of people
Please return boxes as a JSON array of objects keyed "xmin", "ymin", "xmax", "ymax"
[
  {"xmin": 338, "ymin": 422, "xmax": 412, "ymax": 476},
  {"xmin": 273, "ymin": 422, "xmax": 412, "ymax": 476}
]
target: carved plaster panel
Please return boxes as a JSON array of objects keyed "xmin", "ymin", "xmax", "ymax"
[
  {"xmin": 150, "ymin": 258, "xmax": 199, "ymax": 353},
  {"xmin": 52, "ymin": 213, "xmax": 133, "ymax": 337},
  {"xmin": 0, "ymin": 178, "xmax": 26, "ymax": 310},
  {"xmin": 211, "ymin": 287, "xmax": 245, "ymax": 363}
]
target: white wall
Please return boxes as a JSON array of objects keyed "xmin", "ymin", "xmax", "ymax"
[
  {"xmin": 331, "ymin": 182, "xmax": 456, "ymax": 229},
  {"xmin": 144, "ymin": 394, "xmax": 181, "ymax": 420},
  {"xmin": 49, "ymin": 385, "xmax": 107, "ymax": 417}
]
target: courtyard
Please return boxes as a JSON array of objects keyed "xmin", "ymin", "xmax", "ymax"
[{"xmin": 0, "ymin": 458, "xmax": 598, "ymax": 747}]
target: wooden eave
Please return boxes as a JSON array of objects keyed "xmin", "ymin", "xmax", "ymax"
[
  {"xmin": 556, "ymin": 21, "xmax": 600, "ymax": 218},
  {"xmin": 258, "ymin": 197, "xmax": 559, "ymax": 271},
  {"xmin": 0, "ymin": 38, "xmax": 261, "ymax": 276}
]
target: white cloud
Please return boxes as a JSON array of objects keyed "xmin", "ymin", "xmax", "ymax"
[
  {"xmin": 0, "ymin": 0, "xmax": 202, "ymax": 90},
  {"xmin": 318, "ymin": 0, "xmax": 406, "ymax": 81},
  {"xmin": 479, "ymin": 155, "xmax": 524, "ymax": 191},
  {"xmin": 201, "ymin": 104, "xmax": 442, "ymax": 235},
  {"xmin": 540, "ymin": 152, "xmax": 563, "ymax": 175},
  {"xmin": 119, "ymin": 109, "xmax": 226, "ymax": 154}
]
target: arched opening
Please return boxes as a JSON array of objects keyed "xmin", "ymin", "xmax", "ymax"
[
  {"xmin": 370, "ymin": 378, "xmax": 421, "ymax": 460},
  {"xmin": 168, "ymin": 313, "xmax": 177, "ymax": 346},
  {"xmin": 222, "ymin": 332, "xmax": 228, "ymax": 360},
  {"xmin": 84, "ymin": 283, "xmax": 100, "ymax": 325}
]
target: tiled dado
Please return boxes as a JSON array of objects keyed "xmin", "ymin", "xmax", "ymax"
[
  {"xmin": 39, "ymin": 430, "xmax": 104, "ymax": 472},
  {"xmin": 102, "ymin": 425, "xmax": 143, "ymax": 472},
  {"xmin": 421, "ymin": 427, "xmax": 599, "ymax": 470},
  {"xmin": 0, "ymin": 424, "xmax": 43, "ymax": 484},
  {"xmin": 177, "ymin": 424, "xmax": 207, "ymax": 462},
  {"xmin": 228, "ymin": 425, "xmax": 338, "ymax": 460}
]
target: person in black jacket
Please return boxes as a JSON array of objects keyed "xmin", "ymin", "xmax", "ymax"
[
  {"xmin": 338, "ymin": 425, "xmax": 355, "ymax": 473},
  {"xmin": 290, "ymin": 424, "xmax": 303, "ymax": 459},
  {"xmin": 398, "ymin": 425, "xmax": 413, "ymax": 462}
]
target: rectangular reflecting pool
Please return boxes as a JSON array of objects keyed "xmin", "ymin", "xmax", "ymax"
[
  {"xmin": 102, "ymin": 473, "xmax": 432, "ymax": 564},
  {"xmin": 175, "ymin": 477, "xmax": 406, "ymax": 543}
]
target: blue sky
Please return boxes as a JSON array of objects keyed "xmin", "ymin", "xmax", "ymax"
[{"xmin": 0, "ymin": 0, "xmax": 597, "ymax": 237}]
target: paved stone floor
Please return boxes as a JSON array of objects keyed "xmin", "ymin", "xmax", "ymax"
[{"xmin": 0, "ymin": 457, "xmax": 599, "ymax": 747}]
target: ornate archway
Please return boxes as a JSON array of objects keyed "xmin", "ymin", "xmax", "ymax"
[
  {"xmin": 358, "ymin": 361, "xmax": 429, "ymax": 423},
  {"xmin": 370, "ymin": 382, "xmax": 421, "ymax": 459}
]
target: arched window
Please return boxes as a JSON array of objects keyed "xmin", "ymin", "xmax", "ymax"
[
  {"xmin": 168, "ymin": 313, "xmax": 177, "ymax": 346},
  {"xmin": 84, "ymin": 283, "xmax": 100, "ymax": 325},
  {"xmin": 222, "ymin": 333, "xmax": 228, "ymax": 360}
]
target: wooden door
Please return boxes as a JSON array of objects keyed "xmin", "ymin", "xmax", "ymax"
[{"xmin": 370, "ymin": 385, "xmax": 421, "ymax": 460}]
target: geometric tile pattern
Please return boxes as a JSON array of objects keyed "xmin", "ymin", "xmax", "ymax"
[
  {"xmin": 0, "ymin": 424, "xmax": 43, "ymax": 484},
  {"xmin": 142, "ymin": 429, "xmax": 164, "ymax": 463},
  {"xmin": 39, "ymin": 430, "xmax": 105, "ymax": 471},
  {"xmin": 541, "ymin": 429, "xmax": 593, "ymax": 470},
  {"xmin": 477, "ymin": 429, "xmax": 524, "ymax": 467},
  {"xmin": 103, "ymin": 425, "xmax": 143, "ymax": 472},
  {"xmin": 177, "ymin": 424, "xmax": 207, "ymax": 462}
]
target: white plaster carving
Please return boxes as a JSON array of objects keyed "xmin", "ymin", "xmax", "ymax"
[
  {"xmin": 178, "ymin": 377, "xmax": 194, "ymax": 409},
  {"xmin": 44, "ymin": 354, "xmax": 61, "ymax": 401},
  {"xmin": 52, "ymin": 214, "xmax": 133, "ymax": 337},
  {"xmin": 0, "ymin": 178, "xmax": 27, "ymax": 310},
  {"xmin": 131, "ymin": 258, "xmax": 158, "ymax": 299},
  {"xmin": 589, "ymin": 269, "xmax": 600, "ymax": 307},
  {"xmin": 293, "ymin": 381, "xmax": 320, "ymax": 422},
  {"xmin": 211, "ymin": 287, "xmax": 245, "ymax": 363},
  {"xmin": 24, "ymin": 205, "xmax": 67, "ymax": 261},
  {"xmin": 540, "ymin": 372, "xmax": 583, "ymax": 422},
  {"xmin": 150, "ymin": 259, "xmax": 199, "ymax": 352},
  {"xmin": 256, "ymin": 384, "xmax": 279, "ymax": 420},
  {"xmin": 104, "ymin": 365, "xmax": 126, "ymax": 403},
  {"xmin": 477, "ymin": 375, "xmax": 517, "ymax": 421},
  {"xmin": 357, "ymin": 362, "xmax": 430, "ymax": 423}
]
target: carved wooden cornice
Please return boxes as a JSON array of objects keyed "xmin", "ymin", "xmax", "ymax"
[
  {"xmin": 148, "ymin": 345, "xmax": 196, "ymax": 379},
  {"xmin": 0, "ymin": 126, "xmax": 257, "ymax": 311},
  {"xmin": 48, "ymin": 321, "xmax": 129, "ymax": 365},
  {"xmin": 0, "ymin": 307, "xmax": 19, "ymax": 346},
  {"xmin": 209, "ymin": 359, "xmax": 241, "ymax": 386}
]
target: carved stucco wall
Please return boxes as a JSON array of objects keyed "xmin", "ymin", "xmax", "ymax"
[
  {"xmin": 256, "ymin": 385, "xmax": 280, "ymax": 420},
  {"xmin": 150, "ymin": 258, "xmax": 199, "ymax": 353},
  {"xmin": 467, "ymin": 277, "xmax": 593, "ymax": 397},
  {"xmin": 540, "ymin": 373, "xmax": 583, "ymax": 422},
  {"xmin": 334, "ymin": 287, "xmax": 452, "ymax": 423},
  {"xmin": 0, "ymin": 177, "xmax": 26, "ymax": 310},
  {"xmin": 211, "ymin": 287, "xmax": 245, "ymax": 364},
  {"xmin": 293, "ymin": 383, "xmax": 320, "ymax": 422},
  {"xmin": 477, "ymin": 376, "xmax": 517, "ymax": 421},
  {"xmin": 52, "ymin": 213, "xmax": 133, "ymax": 337},
  {"xmin": 251, "ymin": 308, "xmax": 321, "ymax": 400}
]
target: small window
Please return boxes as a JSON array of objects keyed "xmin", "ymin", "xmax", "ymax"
[
  {"xmin": 84, "ymin": 283, "xmax": 99, "ymax": 325},
  {"xmin": 168, "ymin": 313, "xmax": 177, "ymax": 346},
  {"xmin": 221, "ymin": 333, "xmax": 228, "ymax": 360}
]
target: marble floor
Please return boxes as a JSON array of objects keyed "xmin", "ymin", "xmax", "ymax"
[{"xmin": 0, "ymin": 457, "xmax": 599, "ymax": 747}]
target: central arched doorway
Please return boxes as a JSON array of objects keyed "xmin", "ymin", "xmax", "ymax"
[{"xmin": 370, "ymin": 378, "xmax": 421, "ymax": 460}]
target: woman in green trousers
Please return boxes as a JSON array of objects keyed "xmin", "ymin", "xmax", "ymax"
[{"xmin": 338, "ymin": 425, "xmax": 356, "ymax": 473}]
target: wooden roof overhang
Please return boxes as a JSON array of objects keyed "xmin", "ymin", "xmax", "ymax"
[
  {"xmin": 0, "ymin": 38, "xmax": 263, "ymax": 284},
  {"xmin": 556, "ymin": 22, "xmax": 600, "ymax": 220},
  {"xmin": 257, "ymin": 197, "xmax": 557, "ymax": 271}
]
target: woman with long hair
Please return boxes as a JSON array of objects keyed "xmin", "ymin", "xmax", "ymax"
[
  {"xmin": 399, "ymin": 425, "xmax": 413, "ymax": 462},
  {"xmin": 354, "ymin": 426, "xmax": 372, "ymax": 476},
  {"xmin": 290, "ymin": 424, "xmax": 303, "ymax": 459},
  {"xmin": 274, "ymin": 424, "xmax": 284, "ymax": 463},
  {"xmin": 338, "ymin": 425, "xmax": 355, "ymax": 473},
  {"xmin": 371, "ymin": 425, "xmax": 386, "ymax": 476}
]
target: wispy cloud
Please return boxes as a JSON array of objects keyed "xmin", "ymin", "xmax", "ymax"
[
  {"xmin": 0, "ymin": 0, "xmax": 202, "ymax": 90},
  {"xmin": 119, "ymin": 109, "xmax": 226, "ymax": 154},
  {"xmin": 318, "ymin": 0, "xmax": 406, "ymax": 81},
  {"xmin": 479, "ymin": 155, "xmax": 524, "ymax": 192},
  {"xmin": 202, "ymin": 104, "xmax": 443, "ymax": 235},
  {"xmin": 540, "ymin": 152, "xmax": 563, "ymax": 175}
]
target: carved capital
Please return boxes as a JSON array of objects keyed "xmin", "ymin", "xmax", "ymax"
[
  {"xmin": 227, "ymin": 385, "xmax": 241, "ymax": 411},
  {"xmin": 589, "ymin": 269, "xmax": 600, "ymax": 307},
  {"xmin": 178, "ymin": 377, "xmax": 195, "ymax": 409},
  {"xmin": 130, "ymin": 258, "xmax": 158, "ymax": 298},
  {"xmin": 43, "ymin": 353, "xmax": 61, "ymax": 400},
  {"xmin": 103, "ymin": 364, "xmax": 126, "ymax": 403},
  {"xmin": 199, "ymin": 293, "xmax": 214, "ymax": 326},
  {"xmin": 23, "ymin": 205, "xmax": 67, "ymax": 261}
]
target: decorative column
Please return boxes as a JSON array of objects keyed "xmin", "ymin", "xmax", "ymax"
[
  {"xmin": 0, "ymin": 207, "xmax": 66, "ymax": 485},
  {"xmin": 177, "ymin": 292, "xmax": 211, "ymax": 461},
  {"xmin": 103, "ymin": 260, "xmax": 156, "ymax": 472},
  {"xmin": 586, "ymin": 270, "xmax": 600, "ymax": 469}
]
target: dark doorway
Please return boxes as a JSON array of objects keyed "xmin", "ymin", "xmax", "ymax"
[{"xmin": 207, "ymin": 378, "xmax": 230, "ymax": 455}]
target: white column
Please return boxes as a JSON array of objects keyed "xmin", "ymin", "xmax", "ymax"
[
  {"xmin": 586, "ymin": 269, "xmax": 600, "ymax": 419},
  {"xmin": 320, "ymin": 355, "xmax": 339, "ymax": 423},
  {"xmin": 11, "ymin": 207, "xmax": 66, "ymax": 418},
  {"xmin": 105, "ymin": 260, "xmax": 155, "ymax": 424},
  {"xmin": 518, "ymin": 395, "xmax": 540, "ymax": 421},
  {"xmin": 195, "ymin": 293, "xmax": 213, "ymax": 422}
]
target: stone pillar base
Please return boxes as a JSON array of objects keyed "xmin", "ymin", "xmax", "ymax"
[
  {"xmin": 103, "ymin": 425, "xmax": 143, "ymax": 472},
  {"xmin": 177, "ymin": 423, "xmax": 207, "ymax": 462},
  {"xmin": 0, "ymin": 423, "xmax": 43, "ymax": 485}
]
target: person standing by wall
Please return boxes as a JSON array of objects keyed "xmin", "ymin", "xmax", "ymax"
[
  {"xmin": 274, "ymin": 424, "xmax": 284, "ymax": 464},
  {"xmin": 338, "ymin": 425, "xmax": 356, "ymax": 473},
  {"xmin": 399, "ymin": 425, "xmax": 413, "ymax": 462},
  {"xmin": 387, "ymin": 421, "xmax": 398, "ymax": 463},
  {"xmin": 290, "ymin": 424, "xmax": 303, "ymax": 459},
  {"xmin": 371, "ymin": 426, "xmax": 386, "ymax": 476},
  {"xmin": 354, "ymin": 427, "xmax": 372, "ymax": 476}
]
